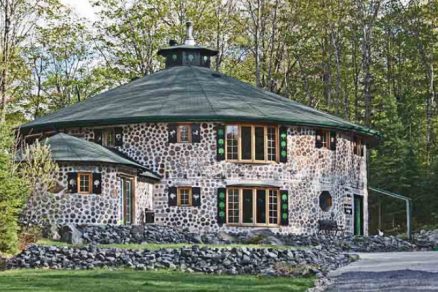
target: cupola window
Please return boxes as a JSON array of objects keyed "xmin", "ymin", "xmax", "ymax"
[{"xmin": 225, "ymin": 125, "xmax": 278, "ymax": 163}]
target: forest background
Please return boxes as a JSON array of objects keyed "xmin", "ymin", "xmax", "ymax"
[{"xmin": 0, "ymin": 0, "xmax": 437, "ymax": 234}]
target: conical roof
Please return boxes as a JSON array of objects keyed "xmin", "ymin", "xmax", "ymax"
[{"xmin": 21, "ymin": 65, "xmax": 379, "ymax": 141}]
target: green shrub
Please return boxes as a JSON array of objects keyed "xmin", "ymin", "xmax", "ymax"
[{"xmin": 0, "ymin": 123, "xmax": 29, "ymax": 254}]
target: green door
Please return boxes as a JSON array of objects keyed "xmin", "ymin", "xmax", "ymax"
[{"xmin": 354, "ymin": 195, "xmax": 363, "ymax": 236}]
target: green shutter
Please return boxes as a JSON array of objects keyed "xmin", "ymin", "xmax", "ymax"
[
  {"xmin": 216, "ymin": 125, "xmax": 225, "ymax": 161},
  {"xmin": 279, "ymin": 126, "xmax": 288, "ymax": 162},
  {"xmin": 280, "ymin": 190, "xmax": 289, "ymax": 226},
  {"xmin": 217, "ymin": 188, "xmax": 226, "ymax": 225}
]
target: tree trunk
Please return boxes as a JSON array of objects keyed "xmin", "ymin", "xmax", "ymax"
[{"xmin": 1, "ymin": 0, "xmax": 10, "ymax": 121}]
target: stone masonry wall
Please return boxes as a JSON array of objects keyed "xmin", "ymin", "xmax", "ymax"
[
  {"xmin": 64, "ymin": 122, "xmax": 367, "ymax": 235},
  {"xmin": 22, "ymin": 163, "xmax": 153, "ymax": 225}
]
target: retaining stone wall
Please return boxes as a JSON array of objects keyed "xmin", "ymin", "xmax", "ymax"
[{"xmin": 7, "ymin": 245, "xmax": 356, "ymax": 277}]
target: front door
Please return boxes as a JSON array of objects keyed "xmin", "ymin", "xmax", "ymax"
[
  {"xmin": 119, "ymin": 177, "xmax": 134, "ymax": 224},
  {"xmin": 354, "ymin": 195, "xmax": 364, "ymax": 235}
]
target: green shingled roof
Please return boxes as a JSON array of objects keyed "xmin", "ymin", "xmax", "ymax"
[
  {"xmin": 21, "ymin": 65, "xmax": 380, "ymax": 141},
  {"xmin": 29, "ymin": 133, "xmax": 159, "ymax": 180}
]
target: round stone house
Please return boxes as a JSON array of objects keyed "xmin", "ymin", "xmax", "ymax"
[{"xmin": 20, "ymin": 23, "xmax": 379, "ymax": 235}]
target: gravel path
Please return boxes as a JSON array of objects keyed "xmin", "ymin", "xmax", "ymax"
[{"xmin": 326, "ymin": 251, "xmax": 438, "ymax": 291}]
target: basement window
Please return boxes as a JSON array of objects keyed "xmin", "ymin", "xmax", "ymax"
[
  {"xmin": 226, "ymin": 187, "xmax": 280, "ymax": 226},
  {"xmin": 225, "ymin": 125, "xmax": 278, "ymax": 163}
]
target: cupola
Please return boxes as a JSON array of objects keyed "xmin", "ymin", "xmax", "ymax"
[{"xmin": 157, "ymin": 21, "xmax": 218, "ymax": 69}]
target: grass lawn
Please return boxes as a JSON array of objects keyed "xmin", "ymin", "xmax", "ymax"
[
  {"xmin": 37, "ymin": 239, "xmax": 306, "ymax": 251},
  {"xmin": 0, "ymin": 269, "xmax": 314, "ymax": 292}
]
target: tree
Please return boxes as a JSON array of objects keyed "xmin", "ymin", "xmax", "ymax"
[
  {"xmin": 0, "ymin": 122, "xmax": 28, "ymax": 254},
  {"xmin": 0, "ymin": 0, "xmax": 62, "ymax": 121}
]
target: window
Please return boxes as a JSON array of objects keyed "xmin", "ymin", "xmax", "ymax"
[
  {"xmin": 226, "ymin": 125, "xmax": 238, "ymax": 160},
  {"xmin": 225, "ymin": 125, "xmax": 278, "ymax": 162},
  {"xmin": 78, "ymin": 173, "xmax": 92, "ymax": 194},
  {"xmin": 177, "ymin": 187, "xmax": 192, "ymax": 206},
  {"xmin": 267, "ymin": 127, "xmax": 277, "ymax": 161},
  {"xmin": 227, "ymin": 188, "xmax": 239, "ymax": 223},
  {"xmin": 177, "ymin": 125, "xmax": 191, "ymax": 143},
  {"xmin": 316, "ymin": 130, "xmax": 330, "ymax": 149},
  {"xmin": 102, "ymin": 128, "xmax": 115, "ymax": 147},
  {"xmin": 226, "ymin": 188, "xmax": 280, "ymax": 226},
  {"xmin": 319, "ymin": 191, "xmax": 333, "ymax": 211},
  {"xmin": 353, "ymin": 137, "xmax": 364, "ymax": 156}
]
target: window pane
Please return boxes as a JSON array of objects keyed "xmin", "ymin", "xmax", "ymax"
[
  {"xmin": 255, "ymin": 127, "xmax": 265, "ymax": 161},
  {"xmin": 179, "ymin": 126, "xmax": 190, "ymax": 143},
  {"xmin": 241, "ymin": 126, "xmax": 252, "ymax": 160},
  {"xmin": 226, "ymin": 125, "xmax": 238, "ymax": 160},
  {"xmin": 179, "ymin": 188, "xmax": 191, "ymax": 206},
  {"xmin": 79, "ymin": 174, "xmax": 90, "ymax": 193},
  {"xmin": 321, "ymin": 131, "xmax": 328, "ymax": 148},
  {"xmin": 227, "ymin": 188, "xmax": 239, "ymax": 223},
  {"xmin": 119, "ymin": 179, "xmax": 124, "ymax": 221},
  {"xmin": 124, "ymin": 180, "xmax": 132, "ymax": 224},
  {"xmin": 103, "ymin": 129, "xmax": 115, "ymax": 147},
  {"xmin": 267, "ymin": 127, "xmax": 277, "ymax": 161},
  {"xmin": 242, "ymin": 189, "xmax": 253, "ymax": 223},
  {"xmin": 256, "ymin": 189, "xmax": 266, "ymax": 223},
  {"xmin": 269, "ymin": 190, "xmax": 279, "ymax": 224}
]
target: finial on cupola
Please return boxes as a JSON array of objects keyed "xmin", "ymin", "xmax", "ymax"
[
  {"xmin": 157, "ymin": 21, "xmax": 218, "ymax": 68},
  {"xmin": 184, "ymin": 21, "xmax": 195, "ymax": 46}
]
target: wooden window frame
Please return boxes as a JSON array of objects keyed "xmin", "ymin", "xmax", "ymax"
[
  {"xmin": 225, "ymin": 124, "xmax": 279, "ymax": 163},
  {"xmin": 353, "ymin": 136, "xmax": 364, "ymax": 156},
  {"xmin": 118, "ymin": 174, "xmax": 136, "ymax": 225},
  {"xmin": 177, "ymin": 187, "xmax": 193, "ymax": 207},
  {"xmin": 225, "ymin": 187, "xmax": 280, "ymax": 227},
  {"xmin": 317, "ymin": 130, "xmax": 331, "ymax": 150},
  {"xmin": 102, "ymin": 128, "xmax": 116, "ymax": 147},
  {"xmin": 177, "ymin": 124, "xmax": 192, "ymax": 143},
  {"xmin": 77, "ymin": 172, "xmax": 92, "ymax": 194}
]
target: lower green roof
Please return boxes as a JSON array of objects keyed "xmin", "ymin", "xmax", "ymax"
[{"xmin": 19, "ymin": 133, "xmax": 160, "ymax": 180}]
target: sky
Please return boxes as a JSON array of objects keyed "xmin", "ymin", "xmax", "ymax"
[{"xmin": 61, "ymin": 0, "xmax": 97, "ymax": 21}]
